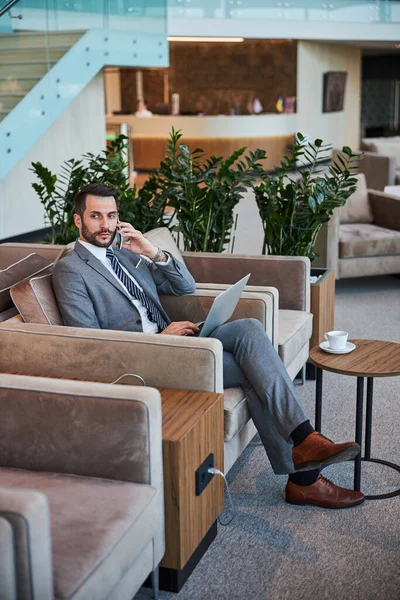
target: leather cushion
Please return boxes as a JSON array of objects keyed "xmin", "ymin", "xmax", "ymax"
[
  {"xmin": 338, "ymin": 174, "xmax": 374, "ymax": 224},
  {"xmin": 278, "ymin": 310, "xmax": 313, "ymax": 366},
  {"xmin": 0, "ymin": 467, "xmax": 157, "ymax": 600},
  {"xmin": 0, "ymin": 254, "xmax": 51, "ymax": 312},
  {"xmin": 339, "ymin": 223, "xmax": 400, "ymax": 258},
  {"xmin": 10, "ymin": 271, "xmax": 63, "ymax": 325}
]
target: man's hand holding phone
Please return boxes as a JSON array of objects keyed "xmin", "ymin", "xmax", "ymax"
[{"xmin": 116, "ymin": 221, "xmax": 159, "ymax": 258}]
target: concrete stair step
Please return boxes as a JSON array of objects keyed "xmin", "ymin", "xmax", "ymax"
[
  {"xmin": 0, "ymin": 31, "xmax": 83, "ymax": 48},
  {"xmin": 0, "ymin": 62, "xmax": 55, "ymax": 77},
  {"xmin": 0, "ymin": 46, "xmax": 70, "ymax": 62},
  {"xmin": 0, "ymin": 77, "xmax": 41, "ymax": 93},
  {"xmin": 0, "ymin": 95, "xmax": 22, "ymax": 111}
]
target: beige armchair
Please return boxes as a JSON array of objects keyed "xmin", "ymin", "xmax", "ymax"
[
  {"xmin": 0, "ymin": 372, "xmax": 164, "ymax": 600},
  {"xmin": 314, "ymin": 173, "xmax": 400, "ymax": 278}
]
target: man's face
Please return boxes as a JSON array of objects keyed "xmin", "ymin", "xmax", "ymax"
[{"xmin": 74, "ymin": 194, "xmax": 118, "ymax": 248}]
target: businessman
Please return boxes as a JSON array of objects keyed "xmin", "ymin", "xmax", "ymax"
[{"xmin": 53, "ymin": 183, "xmax": 365, "ymax": 509}]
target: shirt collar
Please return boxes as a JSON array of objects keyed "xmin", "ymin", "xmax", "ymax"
[{"xmin": 79, "ymin": 240, "xmax": 108, "ymax": 263}]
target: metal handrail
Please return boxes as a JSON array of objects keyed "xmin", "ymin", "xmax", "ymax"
[{"xmin": 0, "ymin": 0, "xmax": 21, "ymax": 18}]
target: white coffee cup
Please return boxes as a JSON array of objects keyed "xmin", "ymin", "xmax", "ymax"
[{"xmin": 324, "ymin": 330, "xmax": 348, "ymax": 350}]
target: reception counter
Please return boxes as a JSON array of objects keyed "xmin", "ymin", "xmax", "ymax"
[{"xmin": 106, "ymin": 114, "xmax": 297, "ymax": 171}]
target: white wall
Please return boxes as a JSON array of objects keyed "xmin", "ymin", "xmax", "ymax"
[
  {"xmin": 297, "ymin": 41, "xmax": 361, "ymax": 150},
  {"xmin": 0, "ymin": 73, "xmax": 105, "ymax": 240}
]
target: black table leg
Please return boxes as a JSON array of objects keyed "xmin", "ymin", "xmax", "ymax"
[
  {"xmin": 315, "ymin": 367, "xmax": 323, "ymax": 432},
  {"xmin": 354, "ymin": 377, "xmax": 364, "ymax": 491},
  {"xmin": 361, "ymin": 377, "xmax": 400, "ymax": 500},
  {"xmin": 364, "ymin": 378, "xmax": 374, "ymax": 460}
]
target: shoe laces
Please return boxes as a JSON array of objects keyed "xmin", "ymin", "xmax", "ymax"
[
  {"xmin": 320, "ymin": 475, "xmax": 334, "ymax": 488},
  {"xmin": 316, "ymin": 432, "xmax": 334, "ymax": 444}
]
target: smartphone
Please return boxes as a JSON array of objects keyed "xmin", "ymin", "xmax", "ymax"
[
  {"xmin": 115, "ymin": 230, "xmax": 123, "ymax": 250},
  {"xmin": 115, "ymin": 223, "xmax": 128, "ymax": 249}
]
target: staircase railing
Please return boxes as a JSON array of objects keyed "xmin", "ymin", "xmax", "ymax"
[
  {"xmin": 0, "ymin": 0, "xmax": 21, "ymax": 19},
  {"xmin": 0, "ymin": 0, "xmax": 168, "ymax": 181}
]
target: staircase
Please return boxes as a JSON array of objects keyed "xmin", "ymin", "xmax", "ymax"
[{"xmin": 0, "ymin": 30, "xmax": 82, "ymax": 122}]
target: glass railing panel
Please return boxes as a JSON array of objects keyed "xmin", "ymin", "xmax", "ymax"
[
  {"xmin": 167, "ymin": 0, "xmax": 400, "ymax": 24},
  {"xmin": 53, "ymin": 0, "xmax": 106, "ymax": 31},
  {"xmin": 107, "ymin": 0, "xmax": 167, "ymax": 35}
]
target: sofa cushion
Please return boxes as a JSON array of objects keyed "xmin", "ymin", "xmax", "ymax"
[
  {"xmin": 10, "ymin": 271, "xmax": 64, "ymax": 326},
  {"xmin": 338, "ymin": 174, "xmax": 374, "ymax": 224},
  {"xmin": 143, "ymin": 227, "xmax": 184, "ymax": 263},
  {"xmin": 339, "ymin": 223, "xmax": 400, "ymax": 258},
  {"xmin": 0, "ymin": 306, "xmax": 18, "ymax": 322},
  {"xmin": 0, "ymin": 254, "xmax": 51, "ymax": 312},
  {"xmin": 0, "ymin": 467, "xmax": 157, "ymax": 600},
  {"xmin": 278, "ymin": 310, "xmax": 313, "ymax": 367},
  {"xmin": 369, "ymin": 141, "xmax": 400, "ymax": 169},
  {"xmin": 223, "ymin": 387, "xmax": 249, "ymax": 442}
]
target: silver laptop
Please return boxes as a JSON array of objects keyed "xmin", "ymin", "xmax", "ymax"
[{"xmin": 197, "ymin": 274, "xmax": 251, "ymax": 337}]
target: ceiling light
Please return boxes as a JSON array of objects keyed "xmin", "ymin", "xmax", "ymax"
[{"xmin": 167, "ymin": 36, "xmax": 244, "ymax": 43}]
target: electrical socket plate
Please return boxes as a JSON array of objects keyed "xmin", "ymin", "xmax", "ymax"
[{"xmin": 195, "ymin": 453, "xmax": 214, "ymax": 496}]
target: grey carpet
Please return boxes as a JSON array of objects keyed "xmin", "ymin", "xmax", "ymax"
[{"xmin": 136, "ymin": 275, "xmax": 400, "ymax": 600}]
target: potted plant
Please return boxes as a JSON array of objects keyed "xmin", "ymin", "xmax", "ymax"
[
  {"xmin": 253, "ymin": 133, "xmax": 360, "ymax": 259},
  {"xmin": 148, "ymin": 128, "xmax": 266, "ymax": 252},
  {"xmin": 253, "ymin": 133, "xmax": 361, "ymax": 362}
]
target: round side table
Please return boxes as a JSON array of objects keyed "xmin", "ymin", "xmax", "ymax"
[{"xmin": 309, "ymin": 339, "xmax": 400, "ymax": 500}]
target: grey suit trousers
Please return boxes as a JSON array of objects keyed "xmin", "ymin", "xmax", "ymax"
[{"xmin": 211, "ymin": 318, "xmax": 308, "ymax": 474}]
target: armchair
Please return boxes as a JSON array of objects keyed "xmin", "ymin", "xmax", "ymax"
[
  {"xmin": 0, "ymin": 372, "xmax": 164, "ymax": 600},
  {"xmin": 314, "ymin": 173, "xmax": 400, "ymax": 278}
]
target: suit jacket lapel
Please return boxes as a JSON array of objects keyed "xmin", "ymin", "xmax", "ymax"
[
  {"xmin": 116, "ymin": 251, "xmax": 163, "ymax": 309},
  {"xmin": 74, "ymin": 241, "xmax": 132, "ymax": 302}
]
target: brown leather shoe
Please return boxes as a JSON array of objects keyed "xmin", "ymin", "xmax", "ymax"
[
  {"xmin": 292, "ymin": 431, "xmax": 360, "ymax": 472},
  {"xmin": 285, "ymin": 474, "xmax": 365, "ymax": 509}
]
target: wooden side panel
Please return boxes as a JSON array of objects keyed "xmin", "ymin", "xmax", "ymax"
[
  {"xmin": 310, "ymin": 270, "xmax": 335, "ymax": 350},
  {"xmin": 161, "ymin": 391, "xmax": 224, "ymax": 570}
]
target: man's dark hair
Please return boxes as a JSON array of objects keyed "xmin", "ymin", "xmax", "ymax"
[{"xmin": 74, "ymin": 183, "xmax": 120, "ymax": 217}]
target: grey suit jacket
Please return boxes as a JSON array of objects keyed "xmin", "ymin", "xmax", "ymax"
[{"xmin": 52, "ymin": 241, "xmax": 196, "ymax": 331}]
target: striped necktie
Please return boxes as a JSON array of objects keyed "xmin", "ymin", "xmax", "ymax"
[{"xmin": 106, "ymin": 248, "xmax": 168, "ymax": 332}]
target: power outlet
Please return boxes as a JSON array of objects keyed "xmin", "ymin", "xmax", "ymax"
[{"xmin": 195, "ymin": 453, "xmax": 214, "ymax": 496}]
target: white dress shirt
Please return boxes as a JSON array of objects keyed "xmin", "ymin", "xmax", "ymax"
[{"xmin": 80, "ymin": 241, "xmax": 169, "ymax": 333}]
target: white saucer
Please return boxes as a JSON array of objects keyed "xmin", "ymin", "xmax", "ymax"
[{"xmin": 319, "ymin": 341, "xmax": 356, "ymax": 355}]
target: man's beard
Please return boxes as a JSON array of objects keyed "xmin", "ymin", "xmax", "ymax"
[{"xmin": 81, "ymin": 221, "xmax": 117, "ymax": 248}]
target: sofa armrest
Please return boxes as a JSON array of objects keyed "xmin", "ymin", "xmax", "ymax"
[
  {"xmin": 171, "ymin": 284, "xmax": 279, "ymax": 349},
  {"xmin": 0, "ymin": 487, "xmax": 52, "ymax": 600},
  {"xmin": 0, "ymin": 516, "xmax": 16, "ymax": 600},
  {"xmin": 183, "ymin": 252, "xmax": 310, "ymax": 312},
  {"xmin": 0, "ymin": 322, "xmax": 224, "ymax": 393},
  {"xmin": 359, "ymin": 152, "xmax": 397, "ymax": 191},
  {"xmin": 368, "ymin": 190, "xmax": 400, "ymax": 231}
]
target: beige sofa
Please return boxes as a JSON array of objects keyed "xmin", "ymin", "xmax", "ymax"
[
  {"xmin": 359, "ymin": 137, "xmax": 400, "ymax": 191},
  {"xmin": 314, "ymin": 173, "xmax": 400, "ymax": 278},
  {"xmin": 0, "ymin": 229, "xmax": 312, "ymax": 473},
  {"xmin": 0, "ymin": 372, "xmax": 164, "ymax": 600}
]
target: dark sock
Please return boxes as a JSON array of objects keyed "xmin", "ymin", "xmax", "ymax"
[
  {"xmin": 289, "ymin": 469, "xmax": 320, "ymax": 486},
  {"xmin": 291, "ymin": 420, "xmax": 314, "ymax": 447}
]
